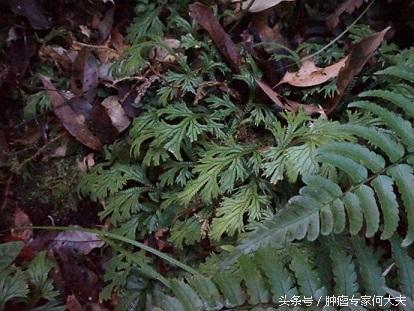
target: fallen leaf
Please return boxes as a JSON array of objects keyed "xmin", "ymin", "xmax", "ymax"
[
  {"xmin": 278, "ymin": 57, "xmax": 348, "ymax": 87},
  {"xmin": 11, "ymin": 208, "xmax": 33, "ymax": 243},
  {"xmin": 66, "ymin": 295, "xmax": 83, "ymax": 311},
  {"xmin": 149, "ymin": 38, "xmax": 180, "ymax": 63},
  {"xmin": 40, "ymin": 75, "xmax": 102, "ymax": 150},
  {"xmin": 50, "ymin": 231, "xmax": 104, "ymax": 255},
  {"xmin": 189, "ymin": 2, "xmax": 241, "ymax": 73},
  {"xmin": 256, "ymin": 79, "xmax": 288, "ymax": 111},
  {"xmin": 9, "ymin": 0, "xmax": 51, "ymax": 30},
  {"xmin": 241, "ymin": 0, "xmax": 295, "ymax": 13},
  {"xmin": 328, "ymin": 27, "xmax": 390, "ymax": 114},
  {"xmin": 39, "ymin": 45, "xmax": 75, "ymax": 71},
  {"xmin": 78, "ymin": 153, "xmax": 95, "ymax": 172},
  {"xmin": 71, "ymin": 48, "xmax": 99, "ymax": 99},
  {"xmin": 326, "ymin": 0, "xmax": 367, "ymax": 30},
  {"xmin": 98, "ymin": 8, "xmax": 114, "ymax": 41},
  {"xmin": 79, "ymin": 25, "xmax": 92, "ymax": 38},
  {"xmin": 100, "ymin": 96, "xmax": 130, "ymax": 132},
  {"xmin": 256, "ymin": 79, "xmax": 325, "ymax": 115}
]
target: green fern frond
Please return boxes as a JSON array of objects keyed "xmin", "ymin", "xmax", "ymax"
[{"xmin": 209, "ymin": 183, "xmax": 269, "ymax": 240}]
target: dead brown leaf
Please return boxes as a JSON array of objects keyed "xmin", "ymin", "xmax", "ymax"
[
  {"xmin": 71, "ymin": 48, "xmax": 99, "ymax": 98},
  {"xmin": 256, "ymin": 79, "xmax": 325, "ymax": 115},
  {"xmin": 98, "ymin": 8, "xmax": 114, "ymax": 41},
  {"xmin": 50, "ymin": 231, "xmax": 104, "ymax": 255},
  {"xmin": 40, "ymin": 75, "xmax": 102, "ymax": 150},
  {"xmin": 66, "ymin": 295, "xmax": 83, "ymax": 311},
  {"xmin": 100, "ymin": 96, "xmax": 130, "ymax": 132},
  {"xmin": 78, "ymin": 153, "xmax": 95, "ymax": 172},
  {"xmin": 241, "ymin": 0, "xmax": 295, "ymax": 13},
  {"xmin": 326, "ymin": 0, "xmax": 367, "ymax": 30},
  {"xmin": 328, "ymin": 27, "xmax": 390, "ymax": 114},
  {"xmin": 11, "ymin": 208, "xmax": 33, "ymax": 243},
  {"xmin": 189, "ymin": 2, "xmax": 241, "ymax": 73},
  {"xmin": 39, "ymin": 45, "xmax": 75, "ymax": 72},
  {"xmin": 9, "ymin": 0, "xmax": 51, "ymax": 30},
  {"xmin": 278, "ymin": 57, "xmax": 348, "ymax": 87}
]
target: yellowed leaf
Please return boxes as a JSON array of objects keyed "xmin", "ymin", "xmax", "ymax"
[{"xmin": 278, "ymin": 57, "xmax": 348, "ymax": 87}]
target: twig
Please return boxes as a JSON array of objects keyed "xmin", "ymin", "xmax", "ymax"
[
  {"xmin": 227, "ymin": 0, "xmax": 256, "ymax": 32},
  {"xmin": 12, "ymin": 132, "xmax": 66, "ymax": 173},
  {"xmin": 301, "ymin": 0, "xmax": 376, "ymax": 62}
]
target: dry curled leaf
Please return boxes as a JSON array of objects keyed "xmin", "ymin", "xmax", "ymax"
[
  {"xmin": 278, "ymin": 57, "xmax": 348, "ymax": 87},
  {"xmin": 100, "ymin": 96, "xmax": 130, "ymax": 132},
  {"xmin": 50, "ymin": 231, "xmax": 104, "ymax": 255},
  {"xmin": 329, "ymin": 27, "xmax": 391, "ymax": 114},
  {"xmin": 256, "ymin": 79, "xmax": 325, "ymax": 115},
  {"xmin": 40, "ymin": 75, "xmax": 102, "ymax": 150},
  {"xmin": 327, "ymin": 0, "xmax": 367, "ymax": 30},
  {"xmin": 242, "ymin": 0, "xmax": 295, "ymax": 13},
  {"xmin": 189, "ymin": 2, "xmax": 241, "ymax": 72}
]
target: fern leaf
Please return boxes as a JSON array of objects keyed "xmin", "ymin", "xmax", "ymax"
[
  {"xmin": 210, "ymin": 184, "xmax": 269, "ymax": 240},
  {"xmin": 187, "ymin": 276, "xmax": 224, "ymax": 310},
  {"xmin": 359, "ymin": 90, "xmax": 414, "ymax": 118},
  {"xmin": 354, "ymin": 185, "xmax": 380, "ymax": 238},
  {"xmin": 213, "ymin": 272, "xmax": 246, "ymax": 307},
  {"xmin": 371, "ymin": 175, "xmax": 399, "ymax": 239},
  {"xmin": 0, "ymin": 242, "xmax": 24, "ymax": 269},
  {"xmin": 28, "ymin": 251, "xmax": 59, "ymax": 301},
  {"xmin": 169, "ymin": 279, "xmax": 204, "ymax": 311},
  {"xmin": 316, "ymin": 152, "xmax": 368, "ymax": 183},
  {"xmin": 319, "ymin": 142, "xmax": 385, "ymax": 173},
  {"xmin": 351, "ymin": 237, "xmax": 386, "ymax": 296},
  {"xmin": 331, "ymin": 199, "xmax": 346, "ymax": 234},
  {"xmin": 254, "ymin": 248, "xmax": 297, "ymax": 301},
  {"xmin": 343, "ymin": 192, "xmax": 363, "ymax": 235},
  {"xmin": 389, "ymin": 235, "xmax": 414, "ymax": 300},
  {"xmin": 388, "ymin": 164, "xmax": 414, "ymax": 246},
  {"xmin": 328, "ymin": 241, "xmax": 358, "ymax": 296},
  {"xmin": 340, "ymin": 124, "xmax": 405, "ymax": 162},
  {"xmin": 288, "ymin": 248, "xmax": 326, "ymax": 300},
  {"xmin": 0, "ymin": 268, "xmax": 28, "ymax": 310},
  {"xmin": 376, "ymin": 66, "xmax": 414, "ymax": 82},
  {"xmin": 238, "ymin": 255, "xmax": 270, "ymax": 305},
  {"xmin": 169, "ymin": 217, "xmax": 202, "ymax": 249},
  {"xmin": 349, "ymin": 101, "xmax": 414, "ymax": 149}
]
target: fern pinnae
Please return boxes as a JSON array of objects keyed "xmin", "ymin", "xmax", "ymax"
[
  {"xmin": 389, "ymin": 235, "xmax": 414, "ymax": 300},
  {"xmin": 238, "ymin": 255, "xmax": 270, "ymax": 305},
  {"xmin": 319, "ymin": 142, "xmax": 385, "ymax": 173},
  {"xmin": 387, "ymin": 164, "xmax": 414, "ymax": 246},
  {"xmin": 288, "ymin": 248, "xmax": 326, "ymax": 300},
  {"xmin": 376, "ymin": 66, "xmax": 414, "ymax": 82},
  {"xmin": 359, "ymin": 89, "xmax": 414, "ymax": 118},
  {"xmin": 349, "ymin": 100, "xmax": 414, "ymax": 149},
  {"xmin": 316, "ymin": 152, "xmax": 368, "ymax": 183},
  {"xmin": 254, "ymin": 248, "xmax": 297, "ymax": 301},
  {"xmin": 340, "ymin": 124, "xmax": 405, "ymax": 162},
  {"xmin": 343, "ymin": 192, "xmax": 364, "ymax": 235},
  {"xmin": 371, "ymin": 175, "xmax": 399, "ymax": 240},
  {"xmin": 351, "ymin": 236, "xmax": 386, "ymax": 296},
  {"xmin": 354, "ymin": 185, "xmax": 380, "ymax": 238},
  {"xmin": 325, "ymin": 238, "xmax": 358, "ymax": 296}
]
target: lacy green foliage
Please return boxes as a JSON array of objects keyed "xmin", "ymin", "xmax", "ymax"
[
  {"xmin": 0, "ymin": 242, "xmax": 62, "ymax": 310},
  {"xmin": 24, "ymin": 91, "xmax": 51, "ymax": 119},
  {"xmin": 229, "ymin": 50, "xmax": 414, "ymax": 257},
  {"xmin": 150, "ymin": 235, "xmax": 414, "ymax": 310}
]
